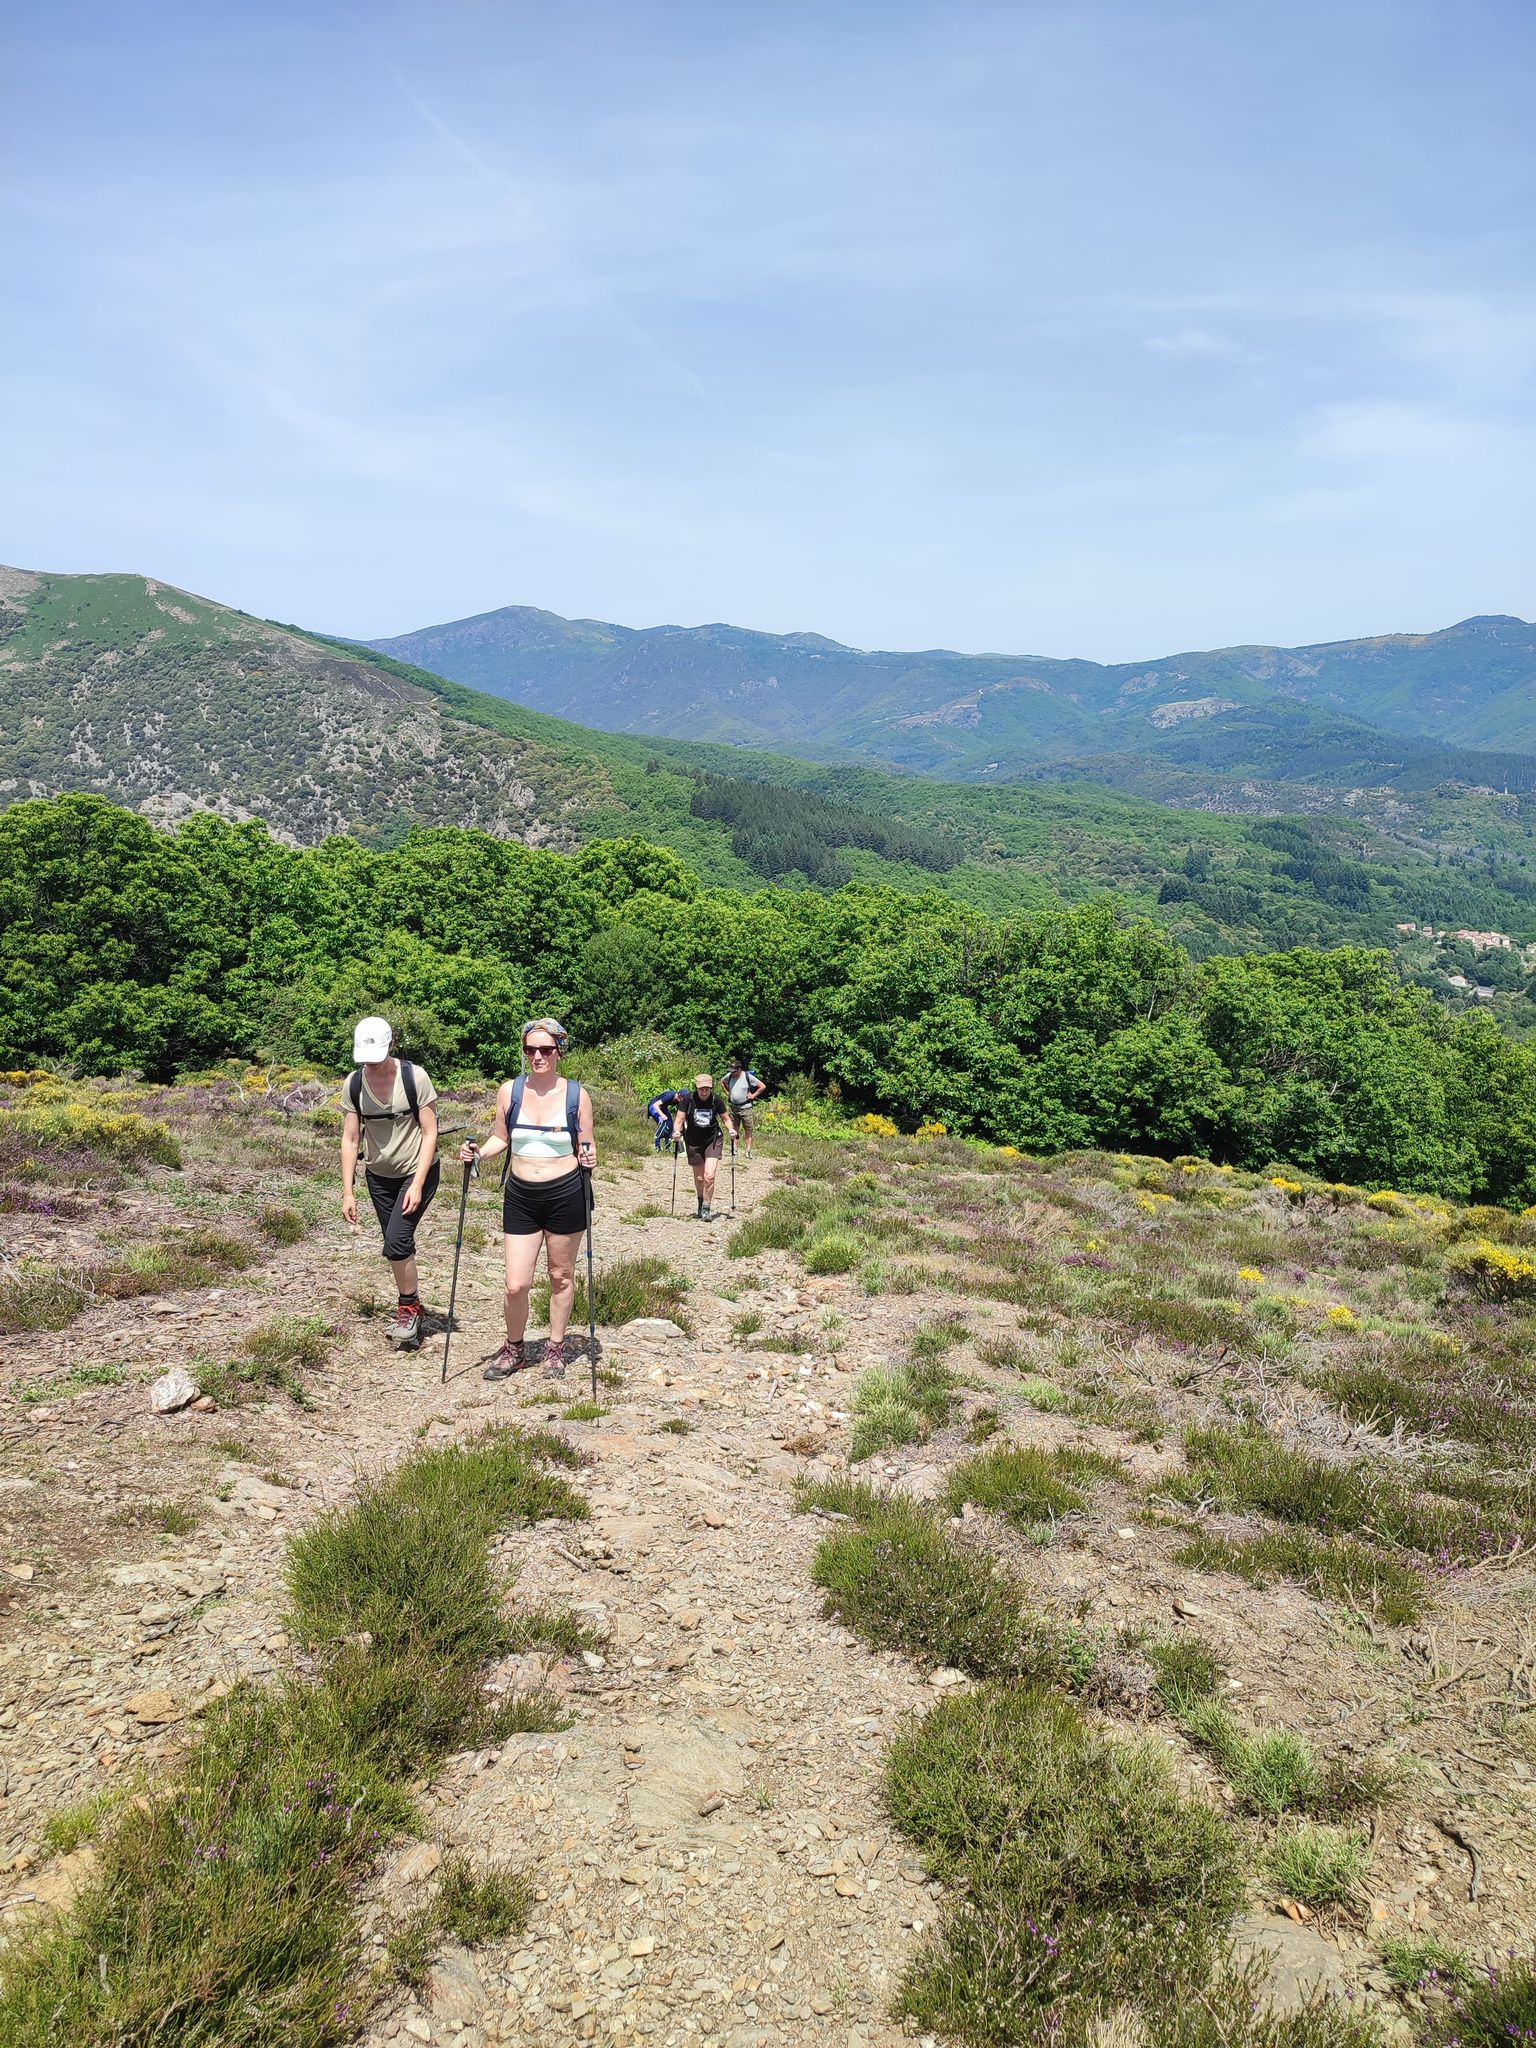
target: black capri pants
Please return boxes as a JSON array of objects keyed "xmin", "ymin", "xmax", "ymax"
[{"xmin": 365, "ymin": 1160, "xmax": 440, "ymax": 1261}]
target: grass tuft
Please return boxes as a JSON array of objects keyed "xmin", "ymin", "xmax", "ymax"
[
  {"xmin": 1266, "ymin": 1821, "xmax": 1371, "ymax": 1908},
  {"xmin": 536, "ymin": 1253, "xmax": 691, "ymax": 1332},
  {"xmin": 886, "ymin": 1680, "xmax": 1243, "ymax": 2046},
  {"xmin": 809, "ymin": 1490, "xmax": 1072, "ymax": 1681},
  {"xmin": 1173, "ymin": 1526, "xmax": 1426, "ymax": 1626}
]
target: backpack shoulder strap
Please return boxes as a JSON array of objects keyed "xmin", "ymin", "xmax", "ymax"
[
  {"xmin": 565, "ymin": 1077, "xmax": 582, "ymax": 1147},
  {"xmin": 347, "ymin": 1070, "xmax": 363, "ymax": 1114},
  {"xmin": 400, "ymin": 1060, "xmax": 420, "ymax": 1123}
]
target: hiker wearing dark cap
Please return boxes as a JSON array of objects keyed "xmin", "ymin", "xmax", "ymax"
[
  {"xmin": 340, "ymin": 1016, "xmax": 441, "ymax": 1350},
  {"xmin": 672, "ymin": 1073, "xmax": 737, "ymax": 1222}
]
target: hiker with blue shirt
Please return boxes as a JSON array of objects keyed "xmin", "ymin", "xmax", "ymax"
[
  {"xmin": 460, "ymin": 1016, "xmax": 596, "ymax": 1382},
  {"xmin": 646, "ymin": 1086, "xmax": 686, "ymax": 1151}
]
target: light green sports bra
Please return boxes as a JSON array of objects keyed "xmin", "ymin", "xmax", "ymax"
[{"xmin": 506, "ymin": 1101, "xmax": 574, "ymax": 1160}]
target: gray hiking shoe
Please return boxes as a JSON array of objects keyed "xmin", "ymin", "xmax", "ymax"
[
  {"xmin": 389, "ymin": 1302, "xmax": 423, "ymax": 1351},
  {"xmin": 482, "ymin": 1339, "xmax": 526, "ymax": 1381},
  {"xmin": 542, "ymin": 1337, "xmax": 570, "ymax": 1381},
  {"xmin": 700, "ymin": 1203, "xmax": 713, "ymax": 1222}
]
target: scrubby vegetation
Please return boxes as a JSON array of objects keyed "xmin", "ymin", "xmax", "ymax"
[{"xmin": 0, "ymin": 1427, "xmax": 584, "ymax": 2044}]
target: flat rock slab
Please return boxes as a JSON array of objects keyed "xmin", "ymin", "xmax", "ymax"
[{"xmin": 1233, "ymin": 1911, "xmax": 1359, "ymax": 2012}]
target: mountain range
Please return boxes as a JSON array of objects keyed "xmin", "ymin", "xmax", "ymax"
[
  {"xmin": 6, "ymin": 562, "xmax": 1536, "ymax": 963},
  {"xmin": 370, "ymin": 605, "xmax": 1536, "ymax": 793}
]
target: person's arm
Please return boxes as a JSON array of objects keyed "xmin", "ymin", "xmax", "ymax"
[
  {"xmin": 577, "ymin": 1086, "xmax": 597, "ymax": 1168},
  {"xmin": 341, "ymin": 1109, "xmax": 360, "ymax": 1224},
  {"xmin": 748, "ymin": 1075, "xmax": 768, "ymax": 1103},
  {"xmin": 723, "ymin": 1108, "xmax": 739, "ymax": 1140},
  {"xmin": 402, "ymin": 1098, "xmax": 438, "ymax": 1213},
  {"xmin": 672, "ymin": 1093, "xmax": 687, "ymax": 1141},
  {"xmin": 462, "ymin": 1084, "xmax": 511, "ymax": 1166}
]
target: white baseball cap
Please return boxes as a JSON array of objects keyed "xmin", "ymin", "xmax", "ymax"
[{"xmin": 352, "ymin": 1016, "xmax": 393, "ymax": 1063}]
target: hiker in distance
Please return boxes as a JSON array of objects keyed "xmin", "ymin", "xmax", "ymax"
[
  {"xmin": 339, "ymin": 1016, "xmax": 440, "ymax": 1351},
  {"xmin": 645, "ymin": 1084, "xmax": 687, "ymax": 1152},
  {"xmin": 672, "ymin": 1073, "xmax": 738, "ymax": 1221},
  {"xmin": 460, "ymin": 1016, "xmax": 596, "ymax": 1382},
  {"xmin": 724, "ymin": 1056, "xmax": 767, "ymax": 1162}
]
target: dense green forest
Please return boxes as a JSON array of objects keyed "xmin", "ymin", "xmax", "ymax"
[{"xmin": 4, "ymin": 793, "xmax": 1535, "ymax": 1205}]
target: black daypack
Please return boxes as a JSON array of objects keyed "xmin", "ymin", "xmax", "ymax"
[{"xmin": 681, "ymin": 1089, "xmax": 723, "ymax": 1149}]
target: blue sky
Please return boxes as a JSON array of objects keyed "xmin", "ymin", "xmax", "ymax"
[{"xmin": 3, "ymin": 0, "xmax": 1533, "ymax": 658}]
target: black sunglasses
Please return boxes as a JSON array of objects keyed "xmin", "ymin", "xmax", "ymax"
[{"xmin": 524, "ymin": 1041, "xmax": 558, "ymax": 1055}]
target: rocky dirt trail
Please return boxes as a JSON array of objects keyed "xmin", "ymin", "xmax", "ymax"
[
  {"xmin": 0, "ymin": 1141, "xmax": 938, "ymax": 2048},
  {"xmin": 4, "ymin": 1127, "xmax": 1535, "ymax": 2047}
]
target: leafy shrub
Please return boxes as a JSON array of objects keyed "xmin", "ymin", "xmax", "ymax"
[
  {"xmin": 1447, "ymin": 1236, "xmax": 1536, "ymax": 1301},
  {"xmin": 0, "ymin": 1097, "xmax": 181, "ymax": 1173},
  {"xmin": 855, "ymin": 1112, "xmax": 899, "ymax": 1137},
  {"xmin": 1419, "ymin": 1956, "xmax": 1536, "ymax": 2047}
]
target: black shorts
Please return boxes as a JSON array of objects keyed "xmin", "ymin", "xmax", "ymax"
[
  {"xmin": 502, "ymin": 1168, "xmax": 589, "ymax": 1237},
  {"xmin": 365, "ymin": 1161, "xmax": 440, "ymax": 1262}
]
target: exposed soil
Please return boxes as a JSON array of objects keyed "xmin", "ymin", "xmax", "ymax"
[{"xmin": 2, "ymin": 1116, "xmax": 1533, "ymax": 2047}]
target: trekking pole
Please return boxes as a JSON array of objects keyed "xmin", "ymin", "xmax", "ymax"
[
  {"xmin": 730, "ymin": 1133, "xmax": 737, "ymax": 1213},
  {"xmin": 440, "ymin": 1160, "xmax": 474, "ymax": 1385},
  {"xmin": 670, "ymin": 1139, "xmax": 680, "ymax": 1216},
  {"xmin": 582, "ymin": 1166, "xmax": 598, "ymax": 1400}
]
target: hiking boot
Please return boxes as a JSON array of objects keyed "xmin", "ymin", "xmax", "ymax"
[
  {"xmin": 700, "ymin": 1202, "xmax": 713, "ymax": 1222},
  {"xmin": 543, "ymin": 1336, "xmax": 571, "ymax": 1381},
  {"xmin": 482, "ymin": 1338, "xmax": 527, "ymax": 1381},
  {"xmin": 389, "ymin": 1301, "xmax": 423, "ymax": 1350}
]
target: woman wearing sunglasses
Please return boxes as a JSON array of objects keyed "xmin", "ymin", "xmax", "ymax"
[{"xmin": 460, "ymin": 1017, "xmax": 596, "ymax": 1379}]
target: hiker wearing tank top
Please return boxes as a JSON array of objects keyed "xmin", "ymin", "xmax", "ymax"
[
  {"xmin": 461, "ymin": 1016, "xmax": 596, "ymax": 1382},
  {"xmin": 672, "ymin": 1073, "xmax": 738, "ymax": 1222},
  {"xmin": 339, "ymin": 1016, "xmax": 441, "ymax": 1350}
]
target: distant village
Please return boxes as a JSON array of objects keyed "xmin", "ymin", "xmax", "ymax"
[{"xmin": 1394, "ymin": 923, "xmax": 1536, "ymax": 1001}]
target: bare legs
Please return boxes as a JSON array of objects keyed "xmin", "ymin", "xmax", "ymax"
[
  {"xmin": 502, "ymin": 1230, "xmax": 583, "ymax": 1343},
  {"xmin": 686, "ymin": 1150, "xmax": 721, "ymax": 1207}
]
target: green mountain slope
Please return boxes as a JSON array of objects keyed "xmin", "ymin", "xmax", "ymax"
[
  {"xmin": 8, "ymin": 564, "xmax": 1536, "ymax": 962},
  {"xmin": 371, "ymin": 603, "xmax": 1536, "ymax": 781}
]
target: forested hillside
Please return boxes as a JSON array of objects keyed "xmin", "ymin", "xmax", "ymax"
[
  {"xmin": 9, "ymin": 565, "xmax": 1536, "ymax": 966},
  {"xmin": 5, "ymin": 792, "xmax": 1535, "ymax": 1204}
]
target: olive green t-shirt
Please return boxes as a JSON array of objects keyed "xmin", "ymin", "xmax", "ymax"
[{"xmin": 354, "ymin": 1062, "xmax": 437, "ymax": 1179}]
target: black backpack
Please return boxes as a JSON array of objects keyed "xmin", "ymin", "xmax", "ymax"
[{"xmin": 347, "ymin": 1060, "xmax": 421, "ymax": 1124}]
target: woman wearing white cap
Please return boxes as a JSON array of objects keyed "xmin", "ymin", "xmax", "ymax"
[
  {"xmin": 460, "ymin": 1017, "xmax": 597, "ymax": 1381},
  {"xmin": 340, "ymin": 1017, "xmax": 441, "ymax": 1350}
]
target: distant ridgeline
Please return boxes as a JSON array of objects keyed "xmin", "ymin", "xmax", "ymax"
[{"xmin": 4, "ymin": 792, "xmax": 1535, "ymax": 1206}]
